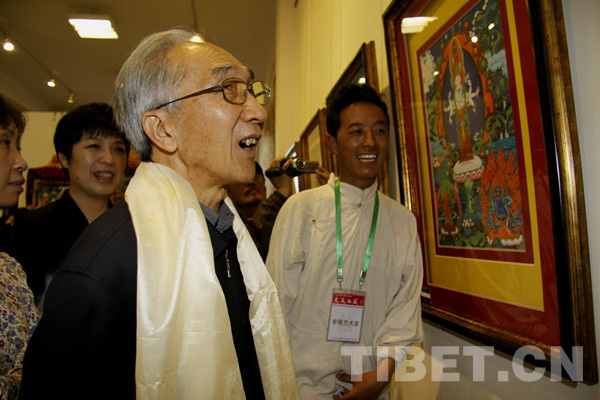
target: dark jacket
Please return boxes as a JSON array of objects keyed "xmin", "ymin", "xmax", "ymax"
[
  {"xmin": 244, "ymin": 191, "xmax": 287, "ymax": 260},
  {"xmin": 19, "ymin": 201, "xmax": 137, "ymax": 399},
  {"xmin": 5, "ymin": 191, "xmax": 89, "ymax": 307},
  {"xmin": 19, "ymin": 200, "xmax": 264, "ymax": 399}
]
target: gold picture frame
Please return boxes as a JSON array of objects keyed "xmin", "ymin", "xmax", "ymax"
[{"xmin": 383, "ymin": 0, "xmax": 596, "ymax": 383}]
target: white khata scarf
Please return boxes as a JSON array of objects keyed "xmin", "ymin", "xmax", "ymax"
[{"xmin": 125, "ymin": 162, "xmax": 299, "ymax": 400}]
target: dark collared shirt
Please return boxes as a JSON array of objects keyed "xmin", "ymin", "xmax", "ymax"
[{"xmin": 201, "ymin": 201, "xmax": 265, "ymax": 399}]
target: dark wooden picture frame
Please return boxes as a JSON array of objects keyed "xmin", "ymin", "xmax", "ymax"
[
  {"xmin": 298, "ymin": 109, "xmax": 329, "ymax": 191},
  {"xmin": 384, "ymin": 0, "xmax": 596, "ymax": 383}
]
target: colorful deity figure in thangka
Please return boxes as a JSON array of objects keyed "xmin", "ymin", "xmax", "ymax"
[
  {"xmin": 486, "ymin": 183, "xmax": 522, "ymax": 247},
  {"xmin": 443, "ymin": 36, "xmax": 485, "ymax": 185},
  {"xmin": 437, "ymin": 179, "xmax": 462, "ymax": 236},
  {"xmin": 480, "ymin": 147, "xmax": 523, "ymax": 248},
  {"xmin": 435, "ymin": 160, "xmax": 462, "ymax": 236}
]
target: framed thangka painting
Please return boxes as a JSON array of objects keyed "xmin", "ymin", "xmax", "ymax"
[{"xmin": 384, "ymin": 0, "xmax": 596, "ymax": 383}]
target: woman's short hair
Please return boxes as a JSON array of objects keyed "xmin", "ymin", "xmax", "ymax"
[
  {"xmin": 54, "ymin": 102, "xmax": 128, "ymax": 162},
  {"xmin": 0, "ymin": 96, "xmax": 26, "ymax": 133}
]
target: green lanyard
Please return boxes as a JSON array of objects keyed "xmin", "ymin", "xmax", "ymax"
[{"xmin": 335, "ymin": 178, "xmax": 379, "ymax": 289}]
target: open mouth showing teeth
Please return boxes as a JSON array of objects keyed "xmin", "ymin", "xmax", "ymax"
[
  {"xmin": 94, "ymin": 172, "xmax": 114, "ymax": 179},
  {"xmin": 358, "ymin": 154, "xmax": 377, "ymax": 162},
  {"xmin": 240, "ymin": 138, "xmax": 258, "ymax": 149}
]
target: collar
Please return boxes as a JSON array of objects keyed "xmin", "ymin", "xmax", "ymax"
[
  {"xmin": 327, "ymin": 173, "xmax": 378, "ymax": 207},
  {"xmin": 200, "ymin": 201, "xmax": 234, "ymax": 233}
]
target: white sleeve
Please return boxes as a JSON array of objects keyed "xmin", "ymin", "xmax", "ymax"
[
  {"xmin": 373, "ymin": 211, "xmax": 424, "ymax": 359},
  {"xmin": 266, "ymin": 199, "xmax": 305, "ymax": 315}
]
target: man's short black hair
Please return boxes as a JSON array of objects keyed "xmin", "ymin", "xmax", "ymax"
[
  {"xmin": 325, "ymin": 84, "xmax": 390, "ymax": 138},
  {"xmin": 54, "ymin": 102, "xmax": 129, "ymax": 161},
  {"xmin": 0, "ymin": 96, "xmax": 26, "ymax": 133}
]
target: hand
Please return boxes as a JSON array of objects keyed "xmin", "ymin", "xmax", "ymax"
[
  {"xmin": 332, "ymin": 358, "xmax": 395, "ymax": 400},
  {"xmin": 316, "ymin": 166, "xmax": 330, "ymax": 186},
  {"xmin": 267, "ymin": 156, "xmax": 294, "ymax": 197}
]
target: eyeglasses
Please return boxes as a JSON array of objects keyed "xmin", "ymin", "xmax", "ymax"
[{"xmin": 154, "ymin": 77, "xmax": 271, "ymax": 110}]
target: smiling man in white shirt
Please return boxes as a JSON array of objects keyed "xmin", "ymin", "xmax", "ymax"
[{"xmin": 267, "ymin": 84, "xmax": 423, "ymax": 400}]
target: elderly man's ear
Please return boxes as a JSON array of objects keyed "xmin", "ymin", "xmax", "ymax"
[{"xmin": 141, "ymin": 111, "xmax": 178, "ymax": 154}]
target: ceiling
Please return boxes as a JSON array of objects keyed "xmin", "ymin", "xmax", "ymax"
[{"xmin": 0, "ymin": 0, "xmax": 276, "ymax": 112}]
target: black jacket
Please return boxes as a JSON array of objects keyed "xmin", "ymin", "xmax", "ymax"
[
  {"xmin": 19, "ymin": 200, "xmax": 265, "ymax": 399},
  {"xmin": 5, "ymin": 191, "xmax": 90, "ymax": 307},
  {"xmin": 19, "ymin": 201, "xmax": 137, "ymax": 399}
]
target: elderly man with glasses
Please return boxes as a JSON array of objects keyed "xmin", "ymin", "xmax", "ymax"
[{"xmin": 19, "ymin": 29, "xmax": 299, "ymax": 400}]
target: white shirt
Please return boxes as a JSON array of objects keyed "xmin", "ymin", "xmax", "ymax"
[{"xmin": 267, "ymin": 175, "xmax": 424, "ymax": 399}]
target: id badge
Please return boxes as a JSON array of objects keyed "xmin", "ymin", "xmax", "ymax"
[{"xmin": 327, "ymin": 288, "xmax": 365, "ymax": 343}]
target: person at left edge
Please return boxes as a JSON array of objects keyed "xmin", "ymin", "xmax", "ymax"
[
  {"xmin": 5, "ymin": 103, "xmax": 129, "ymax": 310},
  {"xmin": 0, "ymin": 95, "xmax": 40, "ymax": 400},
  {"xmin": 18, "ymin": 28, "xmax": 298, "ymax": 400}
]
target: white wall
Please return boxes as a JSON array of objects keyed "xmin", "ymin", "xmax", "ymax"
[
  {"xmin": 274, "ymin": 0, "xmax": 600, "ymax": 398},
  {"xmin": 275, "ymin": 0, "xmax": 393, "ymax": 152}
]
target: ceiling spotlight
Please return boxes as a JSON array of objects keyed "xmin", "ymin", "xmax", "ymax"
[
  {"xmin": 68, "ymin": 14, "xmax": 118, "ymax": 39},
  {"xmin": 190, "ymin": 34, "xmax": 203, "ymax": 43},
  {"xmin": 67, "ymin": 93, "xmax": 75, "ymax": 104},
  {"xmin": 47, "ymin": 78, "xmax": 56, "ymax": 88},
  {"xmin": 2, "ymin": 39, "xmax": 14, "ymax": 51}
]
